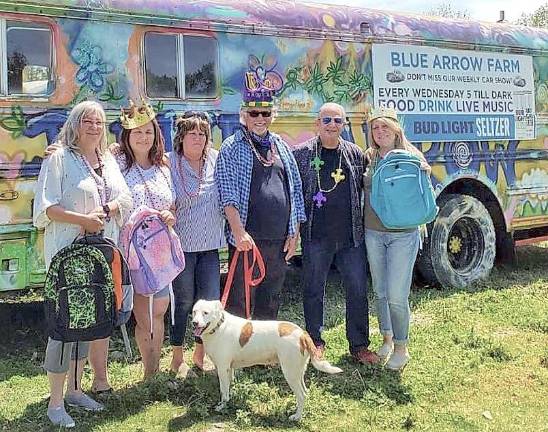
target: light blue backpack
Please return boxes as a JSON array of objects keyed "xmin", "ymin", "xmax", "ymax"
[{"xmin": 370, "ymin": 150, "xmax": 438, "ymax": 229}]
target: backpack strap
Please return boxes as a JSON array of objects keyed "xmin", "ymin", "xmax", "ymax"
[
  {"xmin": 73, "ymin": 342, "xmax": 79, "ymax": 391},
  {"xmin": 149, "ymin": 295, "xmax": 154, "ymax": 340},
  {"xmin": 112, "ymin": 248, "xmax": 123, "ymax": 312}
]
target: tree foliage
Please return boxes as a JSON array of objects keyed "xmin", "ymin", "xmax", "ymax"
[
  {"xmin": 426, "ymin": 2, "xmax": 470, "ymax": 20},
  {"xmin": 515, "ymin": 3, "xmax": 548, "ymax": 28}
]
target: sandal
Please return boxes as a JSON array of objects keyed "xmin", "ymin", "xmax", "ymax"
[{"xmin": 90, "ymin": 387, "xmax": 113, "ymax": 396}]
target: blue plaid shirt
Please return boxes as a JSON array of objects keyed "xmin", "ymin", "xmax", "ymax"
[{"xmin": 215, "ymin": 128, "xmax": 306, "ymax": 246}]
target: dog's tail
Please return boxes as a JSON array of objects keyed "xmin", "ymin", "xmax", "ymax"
[{"xmin": 300, "ymin": 332, "xmax": 343, "ymax": 374}]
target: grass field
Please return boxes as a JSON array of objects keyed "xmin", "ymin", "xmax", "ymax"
[{"xmin": 1, "ymin": 244, "xmax": 547, "ymax": 432}]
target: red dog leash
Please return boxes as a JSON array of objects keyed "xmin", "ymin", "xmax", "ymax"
[{"xmin": 221, "ymin": 245, "xmax": 266, "ymax": 319}]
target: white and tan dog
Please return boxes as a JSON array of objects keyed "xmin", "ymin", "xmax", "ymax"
[{"xmin": 192, "ymin": 299, "xmax": 343, "ymax": 421}]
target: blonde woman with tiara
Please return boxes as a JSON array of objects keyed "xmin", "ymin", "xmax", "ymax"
[{"xmin": 363, "ymin": 107, "xmax": 430, "ymax": 371}]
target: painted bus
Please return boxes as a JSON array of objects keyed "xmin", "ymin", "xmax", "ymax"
[{"xmin": 0, "ymin": 0, "xmax": 546, "ymax": 291}]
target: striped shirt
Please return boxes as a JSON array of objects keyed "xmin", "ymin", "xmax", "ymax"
[
  {"xmin": 170, "ymin": 149, "xmax": 226, "ymax": 252},
  {"xmin": 215, "ymin": 128, "xmax": 306, "ymax": 246}
]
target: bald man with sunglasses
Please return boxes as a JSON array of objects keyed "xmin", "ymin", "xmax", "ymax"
[
  {"xmin": 215, "ymin": 91, "xmax": 306, "ymax": 320},
  {"xmin": 293, "ymin": 102, "xmax": 379, "ymax": 365}
]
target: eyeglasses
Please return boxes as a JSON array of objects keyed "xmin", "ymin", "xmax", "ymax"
[
  {"xmin": 320, "ymin": 116, "xmax": 344, "ymax": 125},
  {"xmin": 181, "ymin": 111, "xmax": 210, "ymax": 122},
  {"xmin": 82, "ymin": 119, "xmax": 105, "ymax": 128},
  {"xmin": 247, "ymin": 110, "xmax": 272, "ymax": 118}
]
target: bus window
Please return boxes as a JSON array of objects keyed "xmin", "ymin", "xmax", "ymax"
[
  {"xmin": 144, "ymin": 33, "xmax": 178, "ymax": 98},
  {"xmin": 4, "ymin": 21, "xmax": 53, "ymax": 95},
  {"xmin": 183, "ymin": 35, "xmax": 217, "ymax": 98},
  {"xmin": 144, "ymin": 32, "xmax": 218, "ymax": 99}
]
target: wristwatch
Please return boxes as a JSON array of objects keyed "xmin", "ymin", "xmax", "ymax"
[{"xmin": 102, "ymin": 204, "xmax": 111, "ymax": 222}]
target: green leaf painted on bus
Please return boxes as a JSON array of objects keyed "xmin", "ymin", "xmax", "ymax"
[
  {"xmin": 280, "ymin": 58, "xmax": 371, "ymax": 105},
  {"xmin": 71, "ymin": 84, "xmax": 91, "ymax": 105},
  {"xmin": 326, "ymin": 57, "xmax": 345, "ymax": 86},
  {"xmin": 98, "ymin": 81, "xmax": 125, "ymax": 102},
  {"xmin": 0, "ymin": 105, "xmax": 26, "ymax": 138},
  {"xmin": 0, "ymin": 118, "xmax": 20, "ymax": 131},
  {"xmin": 222, "ymin": 86, "xmax": 237, "ymax": 95},
  {"xmin": 153, "ymin": 101, "xmax": 164, "ymax": 113}
]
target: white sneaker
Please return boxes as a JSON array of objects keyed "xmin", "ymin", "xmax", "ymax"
[
  {"xmin": 47, "ymin": 405, "xmax": 75, "ymax": 428},
  {"xmin": 65, "ymin": 393, "xmax": 104, "ymax": 412},
  {"xmin": 386, "ymin": 350, "xmax": 410, "ymax": 371},
  {"xmin": 377, "ymin": 343, "xmax": 394, "ymax": 361}
]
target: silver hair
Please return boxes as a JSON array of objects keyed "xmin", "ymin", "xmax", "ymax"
[
  {"xmin": 318, "ymin": 102, "xmax": 346, "ymax": 119},
  {"xmin": 57, "ymin": 101, "xmax": 108, "ymax": 154}
]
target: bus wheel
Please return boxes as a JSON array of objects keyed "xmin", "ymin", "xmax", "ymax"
[{"xmin": 417, "ymin": 194, "xmax": 496, "ymax": 288}]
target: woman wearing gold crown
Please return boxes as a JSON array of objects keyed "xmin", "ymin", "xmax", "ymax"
[
  {"xmin": 43, "ymin": 100, "xmax": 176, "ymax": 386},
  {"xmin": 34, "ymin": 101, "xmax": 132, "ymax": 428},
  {"xmin": 363, "ymin": 107, "xmax": 430, "ymax": 371},
  {"xmin": 116, "ymin": 100, "xmax": 176, "ymax": 379}
]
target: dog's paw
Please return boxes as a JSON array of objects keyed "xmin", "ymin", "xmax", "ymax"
[
  {"xmin": 215, "ymin": 402, "xmax": 227, "ymax": 412},
  {"xmin": 289, "ymin": 413, "xmax": 302, "ymax": 422}
]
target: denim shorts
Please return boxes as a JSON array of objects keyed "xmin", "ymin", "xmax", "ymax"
[{"xmin": 154, "ymin": 285, "xmax": 170, "ymax": 298}]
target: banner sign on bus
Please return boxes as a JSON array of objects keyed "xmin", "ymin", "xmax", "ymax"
[{"xmin": 372, "ymin": 44, "xmax": 536, "ymax": 142}]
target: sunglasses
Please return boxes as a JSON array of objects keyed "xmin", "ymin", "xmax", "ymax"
[
  {"xmin": 181, "ymin": 111, "xmax": 210, "ymax": 121},
  {"xmin": 320, "ymin": 116, "xmax": 344, "ymax": 125},
  {"xmin": 247, "ymin": 110, "xmax": 272, "ymax": 118}
]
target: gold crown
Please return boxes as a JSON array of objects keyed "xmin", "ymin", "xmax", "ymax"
[
  {"xmin": 120, "ymin": 99, "xmax": 156, "ymax": 130},
  {"xmin": 368, "ymin": 106, "xmax": 399, "ymax": 123}
]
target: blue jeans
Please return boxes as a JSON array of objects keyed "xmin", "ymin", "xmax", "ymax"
[
  {"xmin": 302, "ymin": 239, "xmax": 371, "ymax": 354},
  {"xmin": 364, "ymin": 229, "xmax": 419, "ymax": 345},
  {"xmin": 169, "ymin": 250, "xmax": 220, "ymax": 346}
]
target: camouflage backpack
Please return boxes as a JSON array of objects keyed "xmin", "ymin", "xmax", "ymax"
[
  {"xmin": 74, "ymin": 234, "xmax": 134, "ymax": 327},
  {"xmin": 44, "ymin": 243, "xmax": 115, "ymax": 342}
]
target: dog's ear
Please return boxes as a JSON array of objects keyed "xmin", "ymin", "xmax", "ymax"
[{"xmin": 214, "ymin": 300, "xmax": 224, "ymax": 311}]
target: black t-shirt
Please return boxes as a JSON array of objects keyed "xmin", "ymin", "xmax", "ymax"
[
  {"xmin": 245, "ymin": 143, "xmax": 290, "ymax": 240},
  {"xmin": 311, "ymin": 147, "xmax": 352, "ymax": 244}
]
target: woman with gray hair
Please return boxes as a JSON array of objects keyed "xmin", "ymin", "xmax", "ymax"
[{"xmin": 33, "ymin": 101, "xmax": 132, "ymax": 428}]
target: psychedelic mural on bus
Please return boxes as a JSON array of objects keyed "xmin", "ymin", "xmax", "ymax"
[{"xmin": 0, "ymin": 0, "xmax": 546, "ymax": 290}]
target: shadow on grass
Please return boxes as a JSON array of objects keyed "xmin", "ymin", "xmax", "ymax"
[
  {"xmin": 0, "ymin": 327, "xmax": 46, "ymax": 381},
  {"xmin": 4, "ymin": 371, "xmax": 223, "ymax": 432},
  {"xmin": 167, "ymin": 360, "xmax": 413, "ymax": 431},
  {"xmin": 2, "ymin": 245, "xmax": 545, "ymax": 430}
]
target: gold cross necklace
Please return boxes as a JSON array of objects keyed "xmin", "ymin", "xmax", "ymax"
[{"xmin": 312, "ymin": 138, "xmax": 346, "ymax": 208}]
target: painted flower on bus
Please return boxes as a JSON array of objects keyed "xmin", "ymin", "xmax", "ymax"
[{"xmin": 72, "ymin": 41, "xmax": 114, "ymax": 93}]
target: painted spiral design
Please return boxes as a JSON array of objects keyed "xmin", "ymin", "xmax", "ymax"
[{"xmin": 452, "ymin": 141, "xmax": 472, "ymax": 169}]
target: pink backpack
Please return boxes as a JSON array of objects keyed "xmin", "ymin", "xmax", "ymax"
[{"xmin": 121, "ymin": 206, "xmax": 185, "ymax": 296}]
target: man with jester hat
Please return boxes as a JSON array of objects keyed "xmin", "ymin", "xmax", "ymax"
[
  {"xmin": 214, "ymin": 73, "xmax": 306, "ymax": 320},
  {"xmin": 293, "ymin": 102, "xmax": 379, "ymax": 364}
]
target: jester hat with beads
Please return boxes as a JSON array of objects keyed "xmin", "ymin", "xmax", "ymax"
[{"xmin": 241, "ymin": 72, "xmax": 277, "ymax": 108}]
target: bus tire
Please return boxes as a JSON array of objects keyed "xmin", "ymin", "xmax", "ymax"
[{"xmin": 417, "ymin": 193, "xmax": 496, "ymax": 288}]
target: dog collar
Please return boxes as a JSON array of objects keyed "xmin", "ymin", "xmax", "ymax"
[{"xmin": 205, "ymin": 311, "xmax": 225, "ymax": 336}]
